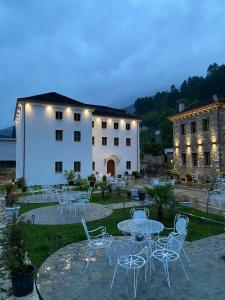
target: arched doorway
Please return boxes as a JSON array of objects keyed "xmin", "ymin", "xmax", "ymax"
[{"xmin": 107, "ymin": 159, "xmax": 115, "ymax": 176}]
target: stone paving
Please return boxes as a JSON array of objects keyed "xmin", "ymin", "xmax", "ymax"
[
  {"xmin": 36, "ymin": 234, "xmax": 225, "ymax": 300},
  {"xmin": 21, "ymin": 203, "xmax": 113, "ymax": 225}
]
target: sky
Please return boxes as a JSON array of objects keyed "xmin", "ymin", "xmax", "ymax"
[{"xmin": 1, "ymin": 0, "xmax": 225, "ymax": 128}]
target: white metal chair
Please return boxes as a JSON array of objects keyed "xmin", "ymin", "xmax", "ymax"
[
  {"xmin": 111, "ymin": 244, "xmax": 149, "ymax": 298},
  {"xmin": 130, "ymin": 208, "xmax": 149, "ymax": 219},
  {"xmin": 164, "ymin": 214, "xmax": 189, "ymax": 262},
  {"xmin": 153, "ymin": 235, "xmax": 189, "ymax": 288},
  {"xmin": 81, "ymin": 218, "xmax": 113, "ymax": 270}
]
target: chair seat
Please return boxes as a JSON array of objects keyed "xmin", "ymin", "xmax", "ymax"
[
  {"xmin": 89, "ymin": 238, "xmax": 112, "ymax": 249},
  {"xmin": 153, "ymin": 249, "xmax": 179, "ymax": 262},
  {"xmin": 118, "ymin": 255, "xmax": 146, "ymax": 269}
]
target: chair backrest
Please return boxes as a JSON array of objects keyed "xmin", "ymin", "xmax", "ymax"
[
  {"xmin": 174, "ymin": 214, "xmax": 189, "ymax": 235},
  {"xmin": 111, "ymin": 240, "xmax": 132, "ymax": 260},
  {"xmin": 81, "ymin": 218, "xmax": 91, "ymax": 242},
  {"xmin": 130, "ymin": 208, "xmax": 149, "ymax": 219},
  {"xmin": 167, "ymin": 233, "xmax": 183, "ymax": 253}
]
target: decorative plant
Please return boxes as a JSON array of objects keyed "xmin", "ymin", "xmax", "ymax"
[
  {"xmin": 102, "ymin": 175, "xmax": 107, "ymax": 183},
  {"xmin": 186, "ymin": 172, "xmax": 192, "ymax": 182},
  {"xmin": 88, "ymin": 174, "xmax": 96, "ymax": 182},
  {"xmin": 138, "ymin": 188, "xmax": 146, "ymax": 194},
  {"xmin": 147, "ymin": 185, "xmax": 177, "ymax": 220},
  {"xmin": 169, "ymin": 168, "xmax": 179, "ymax": 177},
  {"xmin": 16, "ymin": 177, "xmax": 27, "ymax": 192},
  {"xmin": 5, "ymin": 183, "xmax": 16, "ymax": 207},
  {"xmin": 99, "ymin": 181, "xmax": 108, "ymax": 199},
  {"xmin": 0, "ymin": 218, "xmax": 29, "ymax": 276},
  {"xmin": 64, "ymin": 170, "xmax": 75, "ymax": 182}
]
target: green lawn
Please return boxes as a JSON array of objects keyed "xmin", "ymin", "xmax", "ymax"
[{"xmin": 180, "ymin": 207, "xmax": 225, "ymax": 223}]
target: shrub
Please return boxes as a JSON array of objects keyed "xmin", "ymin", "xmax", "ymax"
[
  {"xmin": 64, "ymin": 170, "xmax": 75, "ymax": 182},
  {"xmin": 5, "ymin": 184, "xmax": 16, "ymax": 207},
  {"xmin": 16, "ymin": 177, "xmax": 27, "ymax": 189}
]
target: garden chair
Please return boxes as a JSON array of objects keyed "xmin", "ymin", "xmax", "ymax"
[
  {"xmin": 110, "ymin": 243, "xmax": 149, "ymax": 298},
  {"xmin": 153, "ymin": 234, "xmax": 189, "ymax": 288},
  {"xmin": 81, "ymin": 218, "xmax": 113, "ymax": 270},
  {"xmin": 130, "ymin": 208, "xmax": 149, "ymax": 219},
  {"xmin": 164, "ymin": 214, "xmax": 189, "ymax": 261}
]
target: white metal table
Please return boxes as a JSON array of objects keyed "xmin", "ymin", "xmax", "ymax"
[{"xmin": 117, "ymin": 219, "xmax": 164, "ymax": 235}]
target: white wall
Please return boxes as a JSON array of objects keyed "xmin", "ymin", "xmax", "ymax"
[
  {"xmin": 17, "ymin": 103, "xmax": 93, "ymax": 185},
  {"xmin": 92, "ymin": 116, "xmax": 140, "ymax": 175},
  {"xmin": 0, "ymin": 139, "xmax": 16, "ymax": 161},
  {"xmin": 16, "ymin": 104, "xmax": 24, "ymax": 178}
]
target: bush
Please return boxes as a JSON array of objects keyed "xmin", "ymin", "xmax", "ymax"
[
  {"xmin": 16, "ymin": 177, "xmax": 27, "ymax": 189},
  {"xmin": 5, "ymin": 184, "xmax": 16, "ymax": 207},
  {"xmin": 0, "ymin": 218, "xmax": 29, "ymax": 276}
]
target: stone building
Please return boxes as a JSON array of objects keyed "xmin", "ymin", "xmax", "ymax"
[{"xmin": 168, "ymin": 97, "xmax": 225, "ymax": 183}]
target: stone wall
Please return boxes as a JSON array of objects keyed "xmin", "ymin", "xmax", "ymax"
[{"xmin": 172, "ymin": 107, "xmax": 224, "ymax": 182}]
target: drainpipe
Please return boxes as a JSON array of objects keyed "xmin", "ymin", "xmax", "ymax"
[
  {"xmin": 217, "ymin": 105, "xmax": 222, "ymax": 172},
  {"xmin": 23, "ymin": 103, "xmax": 26, "ymax": 178}
]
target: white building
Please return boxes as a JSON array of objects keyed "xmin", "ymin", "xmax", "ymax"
[
  {"xmin": 0, "ymin": 126, "xmax": 16, "ymax": 167},
  {"xmin": 14, "ymin": 92, "xmax": 140, "ymax": 185}
]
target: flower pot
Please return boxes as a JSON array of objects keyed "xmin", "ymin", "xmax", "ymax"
[
  {"xmin": 5, "ymin": 206, "xmax": 20, "ymax": 220},
  {"xmin": 11, "ymin": 265, "xmax": 35, "ymax": 297},
  {"xmin": 138, "ymin": 192, "xmax": 146, "ymax": 201}
]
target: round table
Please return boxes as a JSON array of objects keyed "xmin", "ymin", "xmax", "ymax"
[{"xmin": 117, "ymin": 219, "xmax": 164, "ymax": 235}]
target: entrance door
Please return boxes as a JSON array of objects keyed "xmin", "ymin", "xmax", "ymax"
[{"xmin": 107, "ymin": 159, "xmax": 115, "ymax": 176}]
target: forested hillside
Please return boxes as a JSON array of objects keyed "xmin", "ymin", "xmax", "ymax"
[{"xmin": 134, "ymin": 63, "xmax": 225, "ymax": 154}]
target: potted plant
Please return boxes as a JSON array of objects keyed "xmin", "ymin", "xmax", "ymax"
[
  {"xmin": 169, "ymin": 168, "xmax": 179, "ymax": 181},
  {"xmin": 88, "ymin": 174, "xmax": 96, "ymax": 188},
  {"xmin": 16, "ymin": 177, "xmax": 27, "ymax": 192},
  {"xmin": 64, "ymin": 170, "xmax": 75, "ymax": 185},
  {"xmin": 186, "ymin": 172, "xmax": 192, "ymax": 183},
  {"xmin": 0, "ymin": 218, "xmax": 35, "ymax": 297},
  {"xmin": 138, "ymin": 188, "xmax": 146, "ymax": 201},
  {"xmin": 5, "ymin": 184, "xmax": 20, "ymax": 220}
]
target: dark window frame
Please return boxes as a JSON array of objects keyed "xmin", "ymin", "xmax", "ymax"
[
  {"xmin": 74, "ymin": 113, "xmax": 81, "ymax": 122},
  {"xmin": 92, "ymin": 161, "xmax": 95, "ymax": 171},
  {"xmin": 92, "ymin": 136, "xmax": 95, "ymax": 145},
  {"xmin": 191, "ymin": 121, "xmax": 197, "ymax": 134},
  {"xmin": 55, "ymin": 111, "xmax": 63, "ymax": 120},
  {"xmin": 126, "ymin": 161, "xmax": 131, "ymax": 170},
  {"xmin": 204, "ymin": 152, "xmax": 211, "ymax": 166},
  {"xmin": 74, "ymin": 161, "xmax": 81, "ymax": 172},
  {"xmin": 181, "ymin": 153, "xmax": 186, "ymax": 166},
  {"xmin": 55, "ymin": 161, "xmax": 63, "ymax": 173},
  {"xmin": 126, "ymin": 138, "xmax": 131, "ymax": 146},
  {"xmin": 102, "ymin": 137, "xmax": 107, "ymax": 146},
  {"xmin": 74, "ymin": 131, "xmax": 81, "ymax": 142},
  {"xmin": 192, "ymin": 153, "xmax": 198, "ymax": 167},
  {"xmin": 126, "ymin": 123, "xmax": 131, "ymax": 130},
  {"xmin": 102, "ymin": 121, "xmax": 107, "ymax": 129},
  {"xmin": 114, "ymin": 122, "xmax": 119, "ymax": 130},
  {"xmin": 55, "ymin": 130, "xmax": 63, "ymax": 141},
  {"xmin": 180, "ymin": 124, "xmax": 185, "ymax": 135},
  {"xmin": 92, "ymin": 121, "xmax": 95, "ymax": 128},
  {"xmin": 114, "ymin": 137, "xmax": 119, "ymax": 146},
  {"xmin": 202, "ymin": 118, "xmax": 209, "ymax": 131}
]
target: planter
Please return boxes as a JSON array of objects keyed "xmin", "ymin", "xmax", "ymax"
[
  {"xmin": 138, "ymin": 192, "xmax": 146, "ymax": 201},
  {"xmin": 179, "ymin": 201, "xmax": 191, "ymax": 207},
  {"xmin": 11, "ymin": 265, "xmax": 35, "ymax": 297},
  {"xmin": 5, "ymin": 205, "xmax": 20, "ymax": 220},
  {"xmin": 68, "ymin": 181, "xmax": 74, "ymax": 186},
  {"xmin": 89, "ymin": 181, "xmax": 95, "ymax": 188}
]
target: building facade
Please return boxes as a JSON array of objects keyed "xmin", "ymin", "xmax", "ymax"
[
  {"xmin": 15, "ymin": 92, "xmax": 140, "ymax": 185},
  {"xmin": 0, "ymin": 126, "xmax": 16, "ymax": 167},
  {"xmin": 169, "ymin": 99, "xmax": 225, "ymax": 182}
]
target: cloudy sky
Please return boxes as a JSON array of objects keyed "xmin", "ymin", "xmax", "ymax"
[{"xmin": 1, "ymin": 0, "xmax": 225, "ymax": 128}]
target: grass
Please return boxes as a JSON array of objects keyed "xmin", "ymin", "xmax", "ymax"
[
  {"xmin": 17, "ymin": 202, "xmax": 58, "ymax": 214},
  {"xmin": 181, "ymin": 207, "xmax": 225, "ymax": 223},
  {"xmin": 90, "ymin": 191, "xmax": 133, "ymax": 204}
]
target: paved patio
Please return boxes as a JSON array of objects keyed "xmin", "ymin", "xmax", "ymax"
[
  {"xmin": 21, "ymin": 203, "xmax": 113, "ymax": 225},
  {"xmin": 36, "ymin": 234, "xmax": 225, "ymax": 300}
]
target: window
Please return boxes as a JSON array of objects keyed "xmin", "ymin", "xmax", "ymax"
[
  {"xmin": 180, "ymin": 124, "xmax": 185, "ymax": 135},
  {"xmin": 192, "ymin": 153, "xmax": 198, "ymax": 167},
  {"xmin": 55, "ymin": 161, "xmax": 63, "ymax": 173},
  {"xmin": 74, "ymin": 113, "xmax": 81, "ymax": 121},
  {"xmin": 126, "ymin": 161, "xmax": 131, "ymax": 169},
  {"xmin": 204, "ymin": 152, "xmax": 211, "ymax": 166},
  {"xmin": 102, "ymin": 137, "xmax": 107, "ymax": 146},
  {"xmin": 114, "ymin": 137, "xmax": 119, "ymax": 146},
  {"xmin": 92, "ymin": 161, "xmax": 95, "ymax": 171},
  {"xmin": 92, "ymin": 121, "xmax": 95, "ymax": 128},
  {"xmin": 191, "ymin": 121, "xmax": 197, "ymax": 134},
  {"xmin": 92, "ymin": 136, "xmax": 95, "ymax": 145},
  {"xmin": 126, "ymin": 123, "xmax": 130, "ymax": 130},
  {"xmin": 56, "ymin": 111, "xmax": 63, "ymax": 120},
  {"xmin": 102, "ymin": 121, "xmax": 107, "ymax": 129},
  {"xmin": 74, "ymin": 131, "xmax": 81, "ymax": 142},
  {"xmin": 74, "ymin": 161, "xmax": 81, "ymax": 172},
  {"xmin": 114, "ymin": 122, "xmax": 119, "ymax": 130},
  {"xmin": 126, "ymin": 138, "xmax": 131, "ymax": 146},
  {"xmin": 181, "ymin": 153, "xmax": 186, "ymax": 166},
  {"xmin": 203, "ymin": 118, "xmax": 209, "ymax": 131},
  {"xmin": 55, "ymin": 130, "xmax": 63, "ymax": 141}
]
